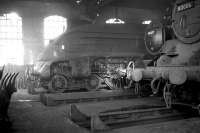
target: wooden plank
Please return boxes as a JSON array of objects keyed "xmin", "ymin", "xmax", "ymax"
[{"xmin": 40, "ymin": 90, "xmax": 135, "ymax": 106}]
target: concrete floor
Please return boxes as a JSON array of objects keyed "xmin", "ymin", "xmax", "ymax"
[
  {"xmin": 6, "ymin": 89, "xmax": 200, "ymax": 133},
  {"xmin": 9, "ymin": 89, "xmax": 89, "ymax": 133}
]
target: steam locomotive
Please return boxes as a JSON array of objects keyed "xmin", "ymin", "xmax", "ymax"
[
  {"xmin": 128, "ymin": 0, "xmax": 200, "ymax": 108},
  {"xmin": 30, "ymin": 24, "xmax": 147, "ymax": 93}
]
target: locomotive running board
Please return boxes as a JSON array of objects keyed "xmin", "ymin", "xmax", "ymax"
[
  {"xmin": 40, "ymin": 90, "xmax": 136, "ymax": 106},
  {"xmin": 67, "ymin": 104, "xmax": 195, "ymax": 132}
]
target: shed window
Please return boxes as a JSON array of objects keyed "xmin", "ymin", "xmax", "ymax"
[{"xmin": 0, "ymin": 13, "xmax": 23, "ymax": 65}]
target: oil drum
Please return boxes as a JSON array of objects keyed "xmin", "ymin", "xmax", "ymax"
[{"xmin": 172, "ymin": 0, "xmax": 200, "ymax": 44}]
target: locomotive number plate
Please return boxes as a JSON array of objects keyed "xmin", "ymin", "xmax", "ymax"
[{"xmin": 177, "ymin": 1, "xmax": 194, "ymax": 12}]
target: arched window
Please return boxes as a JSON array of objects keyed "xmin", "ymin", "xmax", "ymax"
[
  {"xmin": 105, "ymin": 18, "xmax": 125, "ymax": 24},
  {"xmin": 44, "ymin": 15, "xmax": 67, "ymax": 46},
  {"xmin": 0, "ymin": 13, "xmax": 23, "ymax": 65},
  {"xmin": 105, "ymin": 7, "xmax": 125, "ymax": 24}
]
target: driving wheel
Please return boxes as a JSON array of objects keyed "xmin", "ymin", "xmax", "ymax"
[{"xmin": 50, "ymin": 74, "xmax": 67, "ymax": 92}]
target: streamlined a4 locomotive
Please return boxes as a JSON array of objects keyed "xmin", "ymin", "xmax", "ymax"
[{"xmin": 30, "ymin": 24, "xmax": 147, "ymax": 93}]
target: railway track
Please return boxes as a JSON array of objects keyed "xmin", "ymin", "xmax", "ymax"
[{"xmin": 67, "ymin": 104, "xmax": 199, "ymax": 131}]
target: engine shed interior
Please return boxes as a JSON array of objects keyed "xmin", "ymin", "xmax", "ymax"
[{"xmin": 0, "ymin": 0, "xmax": 200, "ymax": 133}]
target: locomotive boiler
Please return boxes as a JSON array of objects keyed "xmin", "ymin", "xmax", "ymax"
[
  {"xmin": 127, "ymin": 0, "xmax": 200, "ymax": 109},
  {"xmin": 30, "ymin": 24, "xmax": 147, "ymax": 93}
]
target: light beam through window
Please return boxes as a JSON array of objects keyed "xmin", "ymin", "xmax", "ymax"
[{"xmin": 44, "ymin": 15, "xmax": 67, "ymax": 46}]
